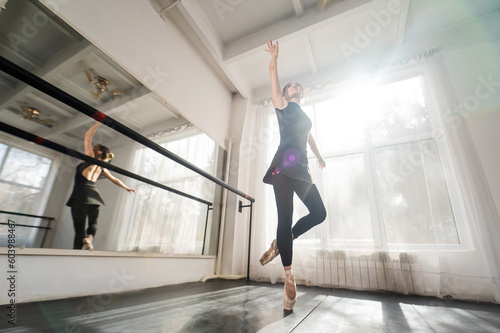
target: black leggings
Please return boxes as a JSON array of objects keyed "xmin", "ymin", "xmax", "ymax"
[
  {"xmin": 272, "ymin": 174, "xmax": 326, "ymax": 267},
  {"xmin": 71, "ymin": 203, "xmax": 100, "ymax": 249}
]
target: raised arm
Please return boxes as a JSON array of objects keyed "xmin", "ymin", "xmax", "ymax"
[
  {"xmin": 266, "ymin": 40, "xmax": 285, "ymax": 110},
  {"xmin": 101, "ymin": 168, "xmax": 136, "ymax": 193},
  {"xmin": 308, "ymin": 133, "xmax": 326, "ymax": 169},
  {"xmin": 84, "ymin": 121, "xmax": 101, "ymax": 157}
]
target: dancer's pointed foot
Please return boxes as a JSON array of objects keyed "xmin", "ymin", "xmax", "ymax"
[
  {"xmin": 283, "ymin": 269, "xmax": 297, "ymax": 310},
  {"xmin": 82, "ymin": 238, "xmax": 94, "ymax": 251},
  {"xmin": 260, "ymin": 239, "xmax": 279, "ymax": 265}
]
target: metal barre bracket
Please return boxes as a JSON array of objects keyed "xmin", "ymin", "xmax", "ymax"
[{"xmin": 238, "ymin": 200, "xmax": 252, "ymax": 213}]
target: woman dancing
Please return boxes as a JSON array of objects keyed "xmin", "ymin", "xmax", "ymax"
[
  {"xmin": 66, "ymin": 121, "xmax": 135, "ymax": 250},
  {"xmin": 260, "ymin": 40, "xmax": 327, "ymax": 310}
]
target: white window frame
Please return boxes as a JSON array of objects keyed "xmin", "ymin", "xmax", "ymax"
[
  {"xmin": 300, "ymin": 68, "xmax": 471, "ymax": 251},
  {"xmin": 122, "ymin": 128, "xmax": 219, "ymax": 253},
  {"xmin": 0, "ymin": 134, "xmax": 60, "ymax": 246}
]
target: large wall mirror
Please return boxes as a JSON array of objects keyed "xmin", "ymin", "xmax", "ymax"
[{"xmin": 0, "ymin": 0, "xmax": 224, "ymax": 256}]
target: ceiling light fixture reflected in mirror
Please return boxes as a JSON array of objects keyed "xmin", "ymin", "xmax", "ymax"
[
  {"xmin": 19, "ymin": 104, "xmax": 56, "ymax": 128},
  {"xmin": 84, "ymin": 68, "xmax": 125, "ymax": 99}
]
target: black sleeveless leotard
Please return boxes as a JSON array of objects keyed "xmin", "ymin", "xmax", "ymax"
[
  {"xmin": 66, "ymin": 162, "xmax": 105, "ymax": 206},
  {"xmin": 263, "ymin": 102, "xmax": 313, "ymax": 185}
]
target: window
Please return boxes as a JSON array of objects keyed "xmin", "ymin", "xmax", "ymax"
[
  {"xmin": 297, "ymin": 76, "xmax": 458, "ymax": 247},
  {"xmin": 0, "ymin": 142, "xmax": 54, "ymax": 247},
  {"xmin": 123, "ymin": 128, "xmax": 217, "ymax": 254}
]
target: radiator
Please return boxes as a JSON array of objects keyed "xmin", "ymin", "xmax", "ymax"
[{"xmin": 315, "ymin": 250, "xmax": 417, "ymax": 294}]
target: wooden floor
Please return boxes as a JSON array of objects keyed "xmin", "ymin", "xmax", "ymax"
[{"xmin": 1, "ymin": 279, "xmax": 499, "ymax": 332}]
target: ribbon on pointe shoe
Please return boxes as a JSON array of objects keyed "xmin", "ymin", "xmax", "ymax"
[{"xmin": 283, "ymin": 270, "xmax": 297, "ymax": 310}]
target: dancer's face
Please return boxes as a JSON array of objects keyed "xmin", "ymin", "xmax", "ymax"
[{"xmin": 285, "ymin": 83, "xmax": 303, "ymax": 101}]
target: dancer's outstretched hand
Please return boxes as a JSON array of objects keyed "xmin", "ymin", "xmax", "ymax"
[{"xmin": 265, "ymin": 40, "xmax": 279, "ymax": 57}]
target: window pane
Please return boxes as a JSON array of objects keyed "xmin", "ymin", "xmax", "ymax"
[
  {"xmin": 0, "ymin": 183, "xmax": 40, "ymax": 212},
  {"xmin": 323, "ymin": 154, "xmax": 373, "ymax": 240},
  {"xmin": 138, "ymin": 133, "xmax": 215, "ymax": 198},
  {"xmin": 0, "ymin": 143, "xmax": 7, "ymax": 162},
  {"xmin": 164, "ymin": 134, "xmax": 215, "ymax": 174},
  {"xmin": 126, "ymin": 131, "xmax": 217, "ymax": 254},
  {"xmin": 0, "ymin": 144, "xmax": 54, "ymax": 248},
  {"xmin": 374, "ymin": 140, "xmax": 458, "ymax": 244},
  {"xmin": 314, "ymin": 97, "xmax": 365, "ymax": 153},
  {"xmin": 0, "ymin": 148, "xmax": 52, "ymax": 188},
  {"xmin": 126, "ymin": 184, "xmax": 208, "ymax": 253},
  {"xmin": 370, "ymin": 77, "xmax": 432, "ymax": 143}
]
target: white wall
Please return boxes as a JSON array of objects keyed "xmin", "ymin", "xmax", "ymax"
[
  {"xmin": 220, "ymin": 95, "xmax": 252, "ymax": 276},
  {"xmin": 40, "ymin": 0, "xmax": 232, "ymax": 150},
  {"xmin": 0, "ymin": 248, "xmax": 215, "ymax": 305}
]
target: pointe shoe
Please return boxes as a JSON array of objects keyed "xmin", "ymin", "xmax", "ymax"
[
  {"xmin": 82, "ymin": 238, "xmax": 94, "ymax": 251},
  {"xmin": 260, "ymin": 239, "xmax": 279, "ymax": 265},
  {"xmin": 283, "ymin": 270, "xmax": 297, "ymax": 310}
]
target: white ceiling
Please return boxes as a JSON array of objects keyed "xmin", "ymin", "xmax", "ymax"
[{"xmin": 151, "ymin": 0, "xmax": 500, "ymax": 101}]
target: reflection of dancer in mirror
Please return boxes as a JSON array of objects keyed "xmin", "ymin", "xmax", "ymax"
[
  {"xmin": 260, "ymin": 40, "xmax": 327, "ymax": 310},
  {"xmin": 66, "ymin": 121, "xmax": 135, "ymax": 251}
]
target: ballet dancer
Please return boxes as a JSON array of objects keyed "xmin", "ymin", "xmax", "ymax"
[
  {"xmin": 260, "ymin": 40, "xmax": 327, "ymax": 310},
  {"xmin": 66, "ymin": 121, "xmax": 135, "ymax": 250}
]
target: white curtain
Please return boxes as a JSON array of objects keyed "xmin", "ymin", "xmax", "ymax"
[
  {"xmin": 112, "ymin": 125, "xmax": 217, "ymax": 255},
  {"xmin": 421, "ymin": 56, "xmax": 500, "ymax": 302},
  {"xmin": 241, "ymin": 56, "xmax": 500, "ymax": 303}
]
